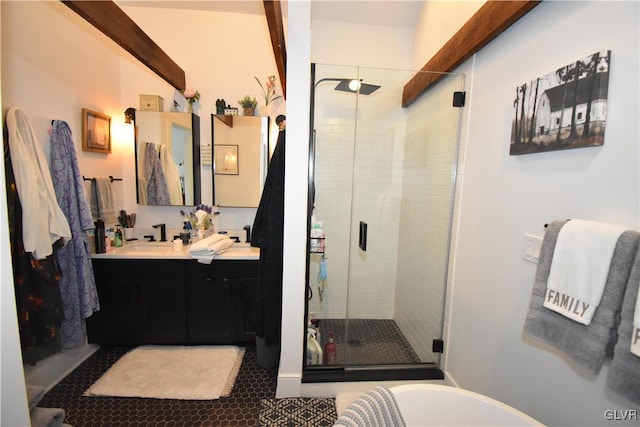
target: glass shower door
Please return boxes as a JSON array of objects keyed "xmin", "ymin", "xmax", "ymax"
[{"xmin": 306, "ymin": 63, "xmax": 464, "ymax": 379}]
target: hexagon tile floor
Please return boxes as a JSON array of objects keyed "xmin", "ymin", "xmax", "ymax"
[
  {"xmin": 38, "ymin": 345, "xmax": 280, "ymax": 426},
  {"xmin": 36, "ymin": 319, "xmax": 416, "ymax": 426}
]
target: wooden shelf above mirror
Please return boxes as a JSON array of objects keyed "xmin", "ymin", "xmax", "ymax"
[{"xmin": 215, "ymin": 115, "xmax": 234, "ymax": 128}]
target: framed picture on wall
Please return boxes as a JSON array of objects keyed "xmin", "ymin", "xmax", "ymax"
[
  {"xmin": 510, "ymin": 49, "xmax": 611, "ymax": 155},
  {"xmin": 82, "ymin": 108, "xmax": 111, "ymax": 154},
  {"xmin": 214, "ymin": 145, "xmax": 239, "ymax": 175}
]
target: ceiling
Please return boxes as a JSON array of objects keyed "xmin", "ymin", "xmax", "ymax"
[{"xmin": 117, "ymin": 0, "xmax": 423, "ymax": 28}]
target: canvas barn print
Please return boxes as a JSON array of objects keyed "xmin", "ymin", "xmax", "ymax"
[{"xmin": 510, "ymin": 50, "xmax": 610, "ymax": 155}]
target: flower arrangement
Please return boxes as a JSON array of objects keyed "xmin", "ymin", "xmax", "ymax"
[
  {"xmin": 255, "ymin": 75, "xmax": 282, "ymax": 106},
  {"xmin": 238, "ymin": 95, "xmax": 257, "ymax": 109},
  {"xmin": 181, "ymin": 88, "xmax": 201, "ymax": 105},
  {"xmin": 180, "ymin": 204, "xmax": 218, "ymax": 230}
]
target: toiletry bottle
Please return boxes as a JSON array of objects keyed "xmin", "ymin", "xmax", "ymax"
[
  {"xmin": 94, "ymin": 219, "xmax": 105, "ymax": 253},
  {"xmin": 324, "ymin": 331, "xmax": 337, "ymax": 364},
  {"xmin": 180, "ymin": 221, "xmax": 191, "ymax": 245},
  {"xmin": 105, "ymin": 228, "xmax": 112, "ymax": 251},
  {"xmin": 114, "ymin": 226, "xmax": 123, "ymax": 247}
]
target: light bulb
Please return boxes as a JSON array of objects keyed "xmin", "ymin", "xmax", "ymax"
[{"xmin": 348, "ymin": 80, "xmax": 361, "ymax": 91}]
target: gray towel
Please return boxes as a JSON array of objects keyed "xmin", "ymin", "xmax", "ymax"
[
  {"xmin": 523, "ymin": 220, "xmax": 639, "ymax": 374},
  {"xmin": 89, "ymin": 177, "xmax": 117, "ymax": 226},
  {"xmin": 607, "ymin": 250, "xmax": 640, "ymax": 405},
  {"xmin": 333, "ymin": 385, "xmax": 406, "ymax": 427}
]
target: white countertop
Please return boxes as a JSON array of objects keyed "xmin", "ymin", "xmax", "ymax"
[{"xmin": 92, "ymin": 241, "xmax": 260, "ymax": 260}]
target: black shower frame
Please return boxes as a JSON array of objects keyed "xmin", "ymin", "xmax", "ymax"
[{"xmin": 302, "ymin": 63, "xmax": 444, "ymax": 383}]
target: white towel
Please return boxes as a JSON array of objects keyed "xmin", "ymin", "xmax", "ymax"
[
  {"xmin": 159, "ymin": 145, "xmax": 183, "ymax": 205},
  {"xmin": 190, "ymin": 237, "xmax": 234, "ymax": 264},
  {"xmin": 543, "ymin": 219, "xmax": 627, "ymax": 325},
  {"xmin": 188, "ymin": 233, "xmax": 228, "ymax": 254}
]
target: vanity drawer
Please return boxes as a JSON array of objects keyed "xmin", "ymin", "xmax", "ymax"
[{"xmin": 187, "ymin": 259, "xmax": 258, "ymax": 279}]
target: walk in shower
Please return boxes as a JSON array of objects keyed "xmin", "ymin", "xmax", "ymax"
[{"xmin": 304, "ymin": 64, "xmax": 465, "ymax": 382}]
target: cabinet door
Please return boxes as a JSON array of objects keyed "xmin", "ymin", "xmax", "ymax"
[
  {"xmin": 140, "ymin": 277, "xmax": 187, "ymax": 344},
  {"xmin": 187, "ymin": 278, "xmax": 236, "ymax": 344},
  {"xmin": 236, "ymin": 278, "xmax": 257, "ymax": 343},
  {"xmin": 87, "ymin": 260, "xmax": 143, "ymax": 345}
]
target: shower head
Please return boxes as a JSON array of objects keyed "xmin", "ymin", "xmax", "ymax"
[
  {"xmin": 334, "ymin": 79, "xmax": 381, "ymax": 95},
  {"xmin": 314, "ymin": 77, "xmax": 381, "ymax": 95}
]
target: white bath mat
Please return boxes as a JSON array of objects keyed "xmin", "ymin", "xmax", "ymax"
[{"xmin": 84, "ymin": 345, "xmax": 244, "ymax": 400}]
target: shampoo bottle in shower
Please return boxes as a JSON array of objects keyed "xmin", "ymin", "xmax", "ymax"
[{"xmin": 324, "ymin": 331, "xmax": 337, "ymax": 364}]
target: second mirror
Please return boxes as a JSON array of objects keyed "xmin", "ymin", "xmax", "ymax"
[{"xmin": 212, "ymin": 115, "xmax": 269, "ymax": 207}]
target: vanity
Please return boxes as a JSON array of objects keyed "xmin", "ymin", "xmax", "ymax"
[{"xmin": 86, "ymin": 243, "xmax": 259, "ymax": 346}]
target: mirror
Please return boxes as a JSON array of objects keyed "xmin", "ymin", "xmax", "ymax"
[
  {"xmin": 134, "ymin": 112, "xmax": 203, "ymax": 206},
  {"xmin": 212, "ymin": 115, "xmax": 269, "ymax": 207}
]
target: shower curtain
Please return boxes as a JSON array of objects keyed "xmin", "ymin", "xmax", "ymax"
[{"xmin": 50, "ymin": 120, "xmax": 100, "ymax": 349}]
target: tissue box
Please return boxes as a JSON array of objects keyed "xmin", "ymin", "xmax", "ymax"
[{"xmin": 139, "ymin": 95, "xmax": 164, "ymax": 112}]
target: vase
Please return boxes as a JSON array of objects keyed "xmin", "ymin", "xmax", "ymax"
[
  {"xmin": 243, "ymin": 106, "xmax": 255, "ymax": 116},
  {"xmin": 185, "ymin": 102, "xmax": 193, "ymax": 113}
]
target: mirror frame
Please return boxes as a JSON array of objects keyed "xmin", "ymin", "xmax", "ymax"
[{"xmin": 134, "ymin": 112, "xmax": 203, "ymax": 206}]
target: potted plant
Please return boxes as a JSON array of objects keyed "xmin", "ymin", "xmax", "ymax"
[{"xmin": 238, "ymin": 95, "xmax": 257, "ymax": 116}]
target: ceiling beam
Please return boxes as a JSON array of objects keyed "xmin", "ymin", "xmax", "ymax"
[
  {"xmin": 263, "ymin": 0, "xmax": 287, "ymax": 99},
  {"xmin": 402, "ymin": 0, "xmax": 541, "ymax": 108},
  {"xmin": 62, "ymin": 0, "xmax": 186, "ymax": 92}
]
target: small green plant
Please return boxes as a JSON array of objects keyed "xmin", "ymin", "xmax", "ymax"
[{"xmin": 238, "ymin": 96, "xmax": 257, "ymax": 108}]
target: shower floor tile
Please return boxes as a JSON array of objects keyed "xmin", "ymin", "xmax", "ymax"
[{"xmin": 314, "ymin": 319, "xmax": 422, "ymax": 366}]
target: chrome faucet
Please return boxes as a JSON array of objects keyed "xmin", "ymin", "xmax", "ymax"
[{"xmin": 152, "ymin": 223, "xmax": 167, "ymax": 242}]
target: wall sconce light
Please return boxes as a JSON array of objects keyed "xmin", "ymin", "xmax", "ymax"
[{"xmin": 124, "ymin": 107, "xmax": 136, "ymax": 124}]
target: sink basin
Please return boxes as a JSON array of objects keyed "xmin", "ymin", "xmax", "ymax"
[{"xmin": 118, "ymin": 242, "xmax": 176, "ymax": 255}]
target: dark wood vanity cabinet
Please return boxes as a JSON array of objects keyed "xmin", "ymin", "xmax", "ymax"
[
  {"xmin": 87, "ymin": 259, "xmax": 187, "ymax": 345},
  {"xmin": 186, "ymin": 260, "xmax": 258, "ymax": 344},
  {"xmin": 87, "ymin": 258, "xmax": 257, "ymax": 346}
]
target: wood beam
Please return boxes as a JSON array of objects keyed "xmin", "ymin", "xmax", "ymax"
[
  {"xmin": 263, "ymin": 0, "xmax": 287, "ymax": 99},
  {"xmin": 402, "ymin": 0, "xmax": 540, "ymax": 107},
  {"xmin": 62, "ymin": 0, "xmax": 186, "ymax": 92}
]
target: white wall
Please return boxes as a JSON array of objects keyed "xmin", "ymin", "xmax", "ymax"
[
  {"xmin": 0, "ymin": 6, "xmax": 30, "ymax": 424},
  {"xmin": 445, "ymin": 2, "xmax": 640, "ymax": 426}
]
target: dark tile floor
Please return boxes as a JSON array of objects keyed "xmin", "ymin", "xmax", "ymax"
[
  {"xmin": 37, "ymin": 319, "xmax": 418, "ymax": 426},
  {"xmin": 39, "ymin": 345, "xmax": 277, "ymax": 426},
  {"xmin": 313, "ymin": 319, "xmax": 422, "ymax": 366}
]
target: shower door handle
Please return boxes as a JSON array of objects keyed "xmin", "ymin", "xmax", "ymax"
[{"xmin": 359, "ymin": 221, "xmax": 367, "ymax": 251}]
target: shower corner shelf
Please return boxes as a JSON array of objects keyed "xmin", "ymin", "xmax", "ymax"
[{"xmin": 310, "ymin": 237, "xmax": 325, "ymax": 254}]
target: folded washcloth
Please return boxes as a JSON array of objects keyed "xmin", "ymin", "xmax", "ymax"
[
  {"xmin": 189, "ymin": 236, "xmax": 234, "ymax": 264},
  {"xmin": 333, "ymin": 385, "xmax": 406, "ymax": 427},
  {"xmin": 607, "ymin": 248, "xmax": 640, "ymax": 405},
  {"xmin": 523, "ymin": 220, "xmax": 639, "ymax": 374},
  {"xmin": 544, "ymin": 219, "xmax": 627, "ymax": 325},
  {"xmin": 188, "ymin": 233, "xmax": 228, "ymax": 254}
]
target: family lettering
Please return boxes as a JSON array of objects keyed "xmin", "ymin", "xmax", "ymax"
[{"xmin": 545, "ymin": 289, "xmax": 590, "ymax": 317}]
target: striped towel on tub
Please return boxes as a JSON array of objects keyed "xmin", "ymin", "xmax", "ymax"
[{"xmin": 333, "ymin": 385, "xmax": 406, "ymax": 427}]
